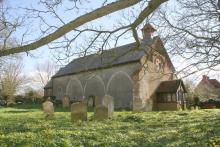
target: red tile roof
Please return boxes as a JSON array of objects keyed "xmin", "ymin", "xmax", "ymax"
[
  {"xmin": 202, "ymin": 75, "xmax": 220, "ymax": 89},
  {"xmin": 209, "ymin": 79, "xmax": 220, "ymax": 88}
]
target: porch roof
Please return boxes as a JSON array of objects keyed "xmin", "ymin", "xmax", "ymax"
[{"xmin": 156, "ymin": 79, "xmax": 187, "ymax": 93}]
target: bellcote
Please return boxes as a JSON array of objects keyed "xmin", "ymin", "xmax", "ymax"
[{"xmin": 141, "ymin": 23, "xmax": 156, "ymax": 40}]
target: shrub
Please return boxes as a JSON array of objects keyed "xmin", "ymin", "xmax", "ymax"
[
  {"xmin": 0, "ymin": 98, "xmax": 6, "ymax": 106},
  {"xmin": 187, "ymin": 96, "xmax": 201, "ymax": 109},
  {"xmin": 200, "ymin": 99, "xmax": 220, "ymax": 109},
  {"xmin": 6, "ymin": 101, "xmax": 16, "ymax": 107}
]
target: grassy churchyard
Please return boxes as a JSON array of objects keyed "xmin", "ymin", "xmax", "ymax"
[{"xmin": 0, "ymin": 105, "xmax": 220, "ymax": 146}]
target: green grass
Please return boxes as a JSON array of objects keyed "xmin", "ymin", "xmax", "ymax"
[{"xmin": 0, "ymin": 105, "xmax": 220, "ymax": 147}]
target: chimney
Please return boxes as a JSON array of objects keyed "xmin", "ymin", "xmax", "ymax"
[
  {"xmin": 141, "ymin": 23, "xmax": 156, "ymax": 40},
  {"xmin": 202, "ymin": 75, "xmax": 209, "ymax": 81}
]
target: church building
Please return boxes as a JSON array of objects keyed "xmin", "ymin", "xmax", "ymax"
[{"xmin": 44, "ymin": 24, "xmax": 187, "ymax": 111}]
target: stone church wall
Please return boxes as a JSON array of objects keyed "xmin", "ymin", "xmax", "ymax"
[
  {"xmin": 52, "ymin": 62, "xmax": 141, "ymax": 109},
  {"xmin": 132, "ymin": 53, "xmax": 176, "ymax": 111}
]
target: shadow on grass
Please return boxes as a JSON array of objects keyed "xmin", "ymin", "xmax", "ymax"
[
  {"xmin": 13, "ymin": 103, "xmax": 42, "ymax": 110},
  {"xmin": 147, "ymin": 111, "xmax": 220, "ymax": 146},
  {"xmin": 5, "ymin": 110, "xmax": 32, "ymax": 113},
  {"xmin": 10, "ymin": 103, "xmax": 70, "ymax": 112}
]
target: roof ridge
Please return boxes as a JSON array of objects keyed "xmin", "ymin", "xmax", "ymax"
[
  {"xmin": 53, "ymin": 39, "xmax": 156, "ymax": 78},
  {"xmin": 208, "ymin": 79, "xmax": 220, "ymax": 88}
]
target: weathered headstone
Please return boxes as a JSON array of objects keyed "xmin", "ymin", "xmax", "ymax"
[
  {"xmin": 71, "ymin": 101, "xmax": 87, "ymax": 121},
  {"xmin": 62, "ymin": 96, "xmax": 70, "ymax": 108},
  {"xmin": 143, "ymin": 99, "xmax": 153, "ymax": 112},
  {"xmin": 94, "ymin": 105, "xmax": 108, "ymax": 120},
  {"xmin": 103, "ymin": 95, "xmax": 114, "ymax": 117},
  {"xmin": 87, "ymin": 96, "xmax": 95, "ymax": 107},
  {"xmin": 133, "ymin": 98, "xmax": 144, "ymax": 112},
  {"xmin": 95, "ymin": 96, "xmax": 102, "ymax": 106},
  {"xmin": 42, "ymin": 99, "xmax": 54, "ymax": 118},
  {"xmin": 177, "ymin": 103, "xmax": 183, "ymax": 111}
]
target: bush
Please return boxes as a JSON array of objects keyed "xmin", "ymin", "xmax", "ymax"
[
  {"xmin": 187, "ymin": 96, "xmax": 201, "ymax": 109},
  {"xmin": 200, "ymin": 99, "xmax": 220, "ymax": 109},
  {"xmin": 0, "ymin": 95, "xmax": 8, "ymax": 106},
  {"xmin": 43, "ymin": 96, "xmax": 56, "ymax": 102},
  {"xmin": 15, "ymin": 95, "xmax": 43, "ymax": 104},
  {"xmin": 6, "ymin": 101, "xmax": 16, "ymax": 107}
]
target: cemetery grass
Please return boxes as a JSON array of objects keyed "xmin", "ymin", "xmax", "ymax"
[{"xmin": 0, "ymin": 106, "xmax": 220, "ymax": 147}]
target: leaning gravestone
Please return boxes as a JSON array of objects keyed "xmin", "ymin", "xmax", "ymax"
[
  {"xmin": 133, "ymin": 98, "xmax": 144, "ymax": 112},
  {"xmin": 103, "ymin": 95, "xmax": 114, "ymax": 118},
  {"xmin": 94, "ymin": 105, "xmax": 108, "ymax": 120},
  {"xmin": 42, "ymin": 100, "xmax": 54, "ymax": 118},
  {"xmin": 62, "ymin": 96, "xmax": 70, "ymax": 108},
  {"xmin": 71, "ymin": 101, "xmax": 87, "ymax": 121}
]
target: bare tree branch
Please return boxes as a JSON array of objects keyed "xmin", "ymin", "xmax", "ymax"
[{"xmin": 0, "ymin": 0, "xmax": 168, "ymax": 57}]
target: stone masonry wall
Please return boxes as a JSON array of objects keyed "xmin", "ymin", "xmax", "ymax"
[{"xmin": 52, "ymin": 62, "xmax": 141, "ymax": 109}]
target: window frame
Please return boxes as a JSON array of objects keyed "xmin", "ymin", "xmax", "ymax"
[{"xmin": 157, "ymin": 93, "xmax": 177, "ymax": 103}]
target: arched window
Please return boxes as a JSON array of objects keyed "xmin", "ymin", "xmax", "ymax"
[
  {"xmin": 107, "ymin": 72, "xmax": 133, "ymax": 109},
  {"xmin": 57, "ymin": 87, "xmax": 63, "ymax": 99},
  {"xmin": 84, "ymin": 75, "xmax": 105, "ymax": 101},
  {"xmin": 66, "ymin": 78, "xmax": 83, "ymax": 101}
]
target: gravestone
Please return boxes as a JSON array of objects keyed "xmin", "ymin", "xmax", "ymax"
[
  {"xmin": 87, "ymin": 96, "xmax": 95, "ymax": 112},
  {"xmin": 143, "ymin": 99, "xmax": 153, "ymax": 112},
  {"xmin": 94, "ymin": 105, "xmax": 108, "ymax": 120},
  {"xmin": 71, "ymin": 101, "xmax": 87, "ymax": 121},
  {"xmin": 133, "ymin": 98, "xmax": 144, "ymax": 112},
  {"xmin": 95, "ymin": 96, "xmax": 102, "ymax": 106},
  {"xmin": 62, "ymin": 96, "xmax": 70, "ymax": 108},
  {"xmin": 177, "ymin": 103, "xmax": 183, "ymax": 111},
  {"xmin": 87, "ymin": 96, "xmax": 95, "ymax": 107},
  {"xmin": 103, "ymin": 95, "xmax": 114, "ymax": 117},
  {"xmin": 42, "ymin": 99, "xmax": 54, "ymax": 118}
]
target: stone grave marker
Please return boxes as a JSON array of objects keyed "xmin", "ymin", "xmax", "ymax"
[
  {"xmin": 71, "ymin": 101, "xmax": 87, "ymax": 121},
  {"xmin": 87, "ymin": 96, "xmax": 95, "ymax": 112},
  {"xmin": 87, "ymin": 96, "xmax": 95, "ymax": 107},
  {"xmin": 62, "ymin": 96, "xmax": 70, "ymax": 108},
  {"xmin": 103, "ymin": 95, "xmax": 114, "ymax": 117},
  {"xmin": 143, "ymin": 99, "xmax": 153, "ymax": 112},
  {"xmin": 133, "ymin": 98, "xmax": 144, "ymax": 112},
  {"xmin": 94, "ymin": 105, "xmax": 108, "ymax": 120},
  {"xmin": 95, "ymin": 96, "xmax": 102, "ymax": 106},
  {"xmin": 42, "ymin": 98, "xmax": 54, "ymax": 118}
]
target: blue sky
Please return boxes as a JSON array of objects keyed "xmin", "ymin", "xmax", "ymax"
[
  {"xmin": 5, "ymin": 0, "xmax": 53, "ymax": 71},
  {"xmin": 6, "ymin": 0, "xmax": 136, "ymax": 72},
  {"xmin": 3, "ymin": 0, "xmax": 220, "ymax": 82}
]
